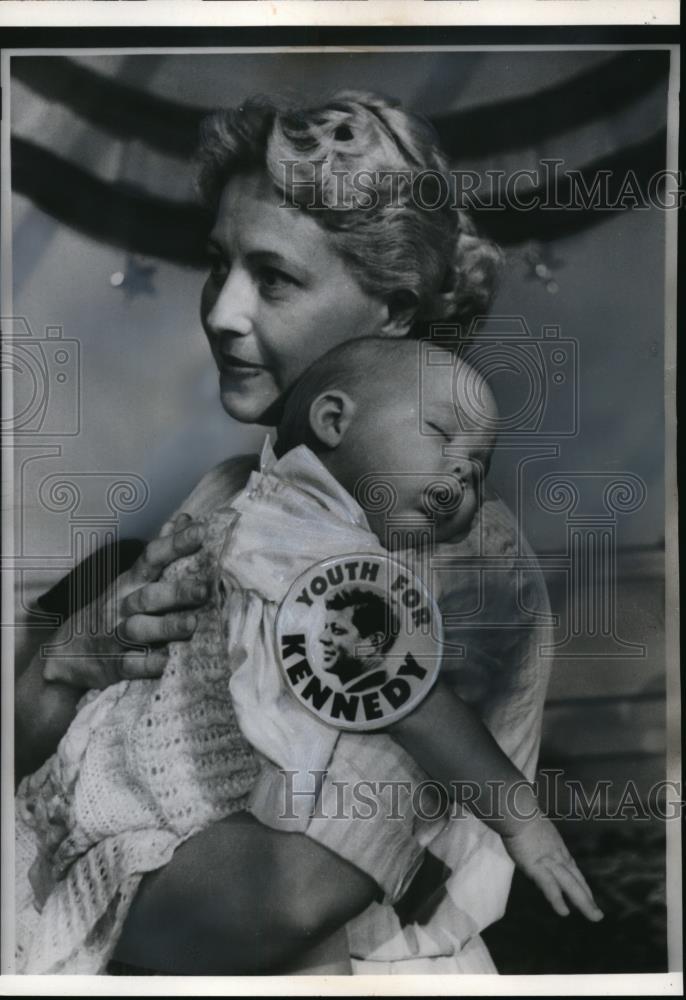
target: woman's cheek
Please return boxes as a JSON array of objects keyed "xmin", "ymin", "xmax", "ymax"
[{"xmin": 273, "ymin": 351, "xmax": 310, "ymax": 394}]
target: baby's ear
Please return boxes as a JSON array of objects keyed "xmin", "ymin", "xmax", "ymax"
[{"xmin": 309, "ymin": 390, "xmax": 357, "ymax": 449}]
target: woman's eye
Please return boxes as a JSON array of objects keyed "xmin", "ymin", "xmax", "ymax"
[
  {"xmin": 207, "ymin": 251, "xmax": 228, "ymax": 280},
  {"xmin": 259, "ymin": 266, "xmax": 295, "ymax": 295}
]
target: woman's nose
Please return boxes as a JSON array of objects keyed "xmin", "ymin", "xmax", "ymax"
[{"xmin": 205, "ymin": 266, "xmax": 256, "ymax": 338}]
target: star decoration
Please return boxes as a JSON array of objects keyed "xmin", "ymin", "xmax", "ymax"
[
  {"xmin": 110, "ymin": 255, "xmax": 158, "ymax": 300},
  {"xmin": 522, "ymin": 243, "xmax": 566, "ymax": 294}
]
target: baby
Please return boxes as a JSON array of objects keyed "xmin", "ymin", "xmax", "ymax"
[{"xmin": 15, "ymin": 338, "xmax": 602, "ymax": 975}]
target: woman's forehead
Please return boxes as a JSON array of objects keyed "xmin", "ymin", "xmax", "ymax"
[
  {"xmin": 211, "ymin": 169, "xmax": 331, "ymax": 262},
  {"xmin": 213, "ymin": 171, "xmax": 292, "ymax": 240}
]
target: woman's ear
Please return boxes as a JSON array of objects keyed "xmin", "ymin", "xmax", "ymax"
[
  {"xmin": 380, "ymin": 290, "xmax": 420, "ymax": 338},
  {"xmin": 309, "ymin": 390, "xmax": 357, "ymax": 449}
]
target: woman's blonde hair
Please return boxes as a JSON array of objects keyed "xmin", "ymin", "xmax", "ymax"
[{"xmin": 196, "ymin": 91, "xmax": 501, "ymax": 332}]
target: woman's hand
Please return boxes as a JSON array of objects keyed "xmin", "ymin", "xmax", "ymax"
[
  {"xmin": 15, "ymin": 513, "xmax": 208, "ymax": 780},
  {"xmin": 41, "ymin": 513, "xmax": 209, "ymax": 691}
]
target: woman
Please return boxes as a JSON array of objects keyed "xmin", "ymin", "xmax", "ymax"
[{"xmin": 15, "ymin": 91, "xmax": 551, "ymax": 975}]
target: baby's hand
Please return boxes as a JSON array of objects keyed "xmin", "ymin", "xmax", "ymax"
[{"xmin": 502, "ymin": 815, "xmax": 604, "ymax": 922}]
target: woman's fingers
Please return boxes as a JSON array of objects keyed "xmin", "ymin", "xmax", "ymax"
[
  {"xmin": 119, "ymin": 611, "xmax": 198, "ymax": 645},
  {"xmin": 120, "ymin": 649, "xmax": 169, "ymax": 680},
  {"xmin": 117, "ymin": 516, "xmax": 206, "ymax": 660},
  {"xmin": 134, "ymin": 520, "xmax": 206, "ymax": 583},
  {"xmin": 121, "ymin": 579, "xmax": 209, "ymax": 618},
  {"xmin": 160, "ymin": 511, "xmax": 190, "ymax": 538}
]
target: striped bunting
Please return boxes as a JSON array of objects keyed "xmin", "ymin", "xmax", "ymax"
[{"xmin": 11, "ymin": 51, "xmax": 671, "ymax": 264}]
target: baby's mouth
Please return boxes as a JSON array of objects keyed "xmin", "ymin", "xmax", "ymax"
[{"xmin": 421, "ymin": 477, "xmax": 466, "ymax": 519}]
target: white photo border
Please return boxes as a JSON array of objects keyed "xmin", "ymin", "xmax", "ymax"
[{"xmin": 1, "ymin": 21, "xmax": 682, "ymax": 997}]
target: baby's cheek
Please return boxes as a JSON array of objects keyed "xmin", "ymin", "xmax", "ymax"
[
  {"xmin": 441, "ymin": 488, "xmax": 480, "ymax": 539},
  {"xmin": 421, "ymin": 476, "xmax": 465, "ymax": 520},
  {"xmin": 466, "ymin": 485, "xmax": 483, "ymax": 520},
  {"xmin": 454, "ymin": 500, "xmax": 476, "ymax": 532}
]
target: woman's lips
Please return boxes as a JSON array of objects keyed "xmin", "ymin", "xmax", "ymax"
[{"xmin": 218, "ymin": 352, "xmax": 267, "ymax": 377}]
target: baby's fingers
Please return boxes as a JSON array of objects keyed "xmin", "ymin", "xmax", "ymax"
[
  {"xmin": 553, "ymin": 860, "xmax": 604, "ymax": 922},
  {"xmin": 558, "ymin": 853, "xmax": 596, "ymax": 901},
  {"xmin": 531, "ymin": 865, "xmax": 571, "ymax": 918}
]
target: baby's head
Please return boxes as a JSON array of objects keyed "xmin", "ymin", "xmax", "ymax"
[{"xmin": 277, "ymin": 338, "xmax": 498, "ymax": 543}]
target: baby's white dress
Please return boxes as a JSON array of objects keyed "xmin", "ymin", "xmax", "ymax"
[
  {"xmin": 15, "ymin": 440, "xmax": 414, "ymax": 973},
  {"xmin": 15, "ymin": 439, "xmax": 553, "ymax": 974}
]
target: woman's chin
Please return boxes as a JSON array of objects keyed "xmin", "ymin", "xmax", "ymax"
[{"xmin": 218, "ymin": 381, "xmax": 279, "ymax": 426}]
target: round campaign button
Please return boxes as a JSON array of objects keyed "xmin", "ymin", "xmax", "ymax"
[{"xmin": 275, "ymin": 552, "xmax": 443, "ymax": 731}]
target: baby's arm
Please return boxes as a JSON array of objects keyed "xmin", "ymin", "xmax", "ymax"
[{"xmin": 388, "ymin": 679, "xmax": 604, "ymax": 922}]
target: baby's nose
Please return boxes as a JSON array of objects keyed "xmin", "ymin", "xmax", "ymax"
[{"xmin": 451, "ymin": 458, "xmax": 474, "ymax": 480}]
